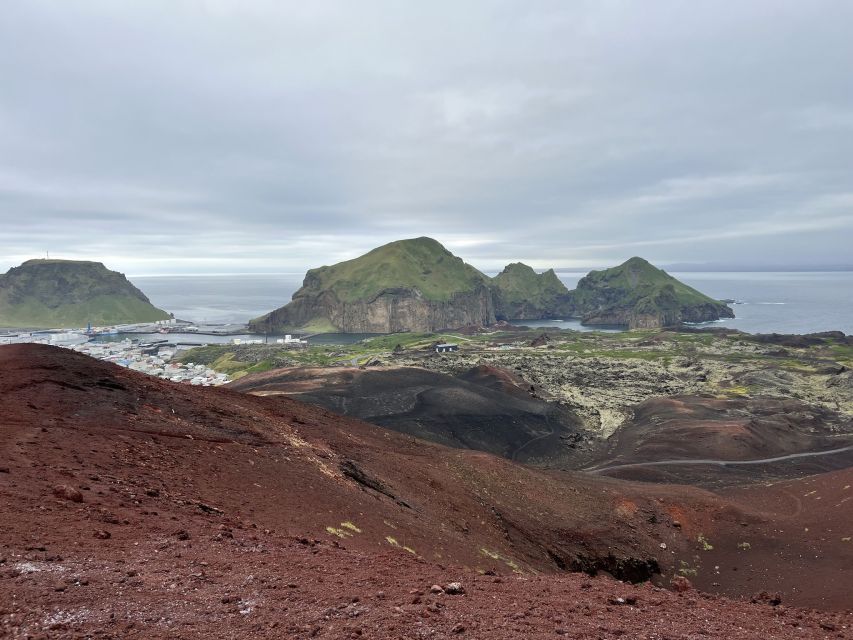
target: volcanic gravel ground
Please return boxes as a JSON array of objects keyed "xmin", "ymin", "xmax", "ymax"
[
  {"xmin": 1, "ymin": 344, "xmax": 851, "ymax": 638},
  {"xmin": 2, "ymin": 529, "xmax": 849, "ymax": 639}
]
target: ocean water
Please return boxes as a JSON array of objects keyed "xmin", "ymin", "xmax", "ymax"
[
  {"xmin": 130, "ymin": 271, "xmax": 853, "ymax": 335},
  {"xmin": 132, "ymin": 274, "xmax": 305, "ymax": 325}
]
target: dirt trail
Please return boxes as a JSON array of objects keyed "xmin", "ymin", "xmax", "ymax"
[{"xmin": 588, "ymin": 444, "xmax": 853, "ymax": 474}]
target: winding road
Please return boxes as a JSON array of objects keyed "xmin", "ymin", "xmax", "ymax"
[{"xmin": 585, "ymin": 443, "xmax": 853, "ymax": 474}]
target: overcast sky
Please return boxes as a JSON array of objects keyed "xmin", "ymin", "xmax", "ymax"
[{"xmin": 1, "ymin": 1, "xmax": 852, "ymax": 275}]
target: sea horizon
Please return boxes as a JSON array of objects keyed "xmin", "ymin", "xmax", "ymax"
[{"xmin": 129, "ymin": 271, "xmax": 853, "ymax": 336}]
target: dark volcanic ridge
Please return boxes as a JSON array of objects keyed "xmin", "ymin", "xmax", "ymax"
[
  {"xmin": 228, "ymin": 364, "xmax": 587, "ymax": 466},
  {"xmin": 231, "ymin": 363, "xmax": 853, "ymax": 485}
]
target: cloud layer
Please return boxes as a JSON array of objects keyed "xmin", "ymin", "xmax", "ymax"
[{"xmin": 1, "ymin": 1, "xmax": 851, "ymax": 274}]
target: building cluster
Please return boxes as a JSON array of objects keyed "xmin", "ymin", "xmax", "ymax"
[
  {"xmin": 231, "ymin": 334, "xmax": 307, "ymax": 346},
  {"xmin": 72, "ymin": 339, "xmax": 230, "ymax": 386},
  {"xmin": 0, "ymin": 330, "xmax": 229, "ymax": 386},
  {"xmin": 0, "ymin": 331, "xmax": 89, "ymax": 347}
]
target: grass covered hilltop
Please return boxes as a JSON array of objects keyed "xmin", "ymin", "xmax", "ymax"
[
  {"xmin": 250, "ymin": 237, "xmax": 734, "ymax": 333},
  {"xmin": 302, "ymin": 236, "xmax": 491, "ymax": 303},
  {"xmin": 570, "ymin": 256, "xmax": 735, "ymax": 328},
  {"xmin": 491, "ymin": 262, "xmax": 573, "ymax": 320},
  {"xmin": 0, "ymin": 259, "xmax": 170, "ymax": 328},
  {"xmin": 250, "ymin": 237, "xmax": 497, "ymax": 334}
]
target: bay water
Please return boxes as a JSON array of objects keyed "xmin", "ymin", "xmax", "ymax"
[{"xmin": 130, "ymin": 271, "xmax": 853, "ymax": 335}]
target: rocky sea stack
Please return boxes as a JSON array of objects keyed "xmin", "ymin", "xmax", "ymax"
[
  {"xmin": 250, "ymin": 237, "xmax": 496, "ymax": 333},
  {"xmin": 570, "ymin": 256, "xmax": 735, "ymax": 329},
  {"xmin": 491, "ymin": 262, "xmax": 573, "ymax": 320},
  {"xmin": 0, "ymin": 259, "xmax": 170, "ymax": 328}
]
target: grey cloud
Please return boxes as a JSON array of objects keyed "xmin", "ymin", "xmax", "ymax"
[{"xmin": 1, "ymin": 0, "xmax": 852, "ymax": 274}]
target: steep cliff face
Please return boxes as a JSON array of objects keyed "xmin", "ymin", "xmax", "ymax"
[
  {"xmin": 570, "ymin": 257, "xmax": 734, "ymax": 329},
  {"xmin": 491, "ymin": 263, "xmax": 574, "ymax": 320},
  {"xmin": 0, "ymin": 259, "xmax": 169, "ymax": 328},
  {"xmin": 252, "ymin": 285, "xmax": 495, "ymax": 333},
  {"xmin": 250, "ymin": 238, "xmax": 496, "ymax": 333}
]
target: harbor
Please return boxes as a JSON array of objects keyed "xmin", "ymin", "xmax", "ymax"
[
  {"xmin": 0, "ymin": 319, "xmax": 374, "ymax": 386},
  {"xmin": 0, "ymin": 321, "xmax": 307, "ymax": 386}
]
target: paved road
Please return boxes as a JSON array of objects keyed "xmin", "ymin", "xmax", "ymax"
[{"xmin": 586, "ymin": 443, "xmax": 853, "ymax": 474}]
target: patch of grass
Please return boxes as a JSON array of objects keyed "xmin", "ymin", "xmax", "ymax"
[
  {"xmin": 719, "ymin": 385, "xmax": 751, "ymax": 398},
  {"xmin": 576, "ymin": 349, "xmax": 673, "ymax": 361},
  {"xmin": 297, "ymin": 317, "xmax": 340, "ymax": 334},
  {"xmin": 480, "ymin": 547, "xmax": 522, "ymax": 573},
  {"xmin": 697, "ymin": 534, "xmax": 714, "ymax": 551}
]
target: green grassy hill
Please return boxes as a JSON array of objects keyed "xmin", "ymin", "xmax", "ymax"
[
  {"xmin": 0, "ymin": 259, "xmax": 170, "ymax": 328},
  {"xmin": 302, "ymin": 237, "xmax": 491, "ymax": 302},
  {"xmin": 570, "ymin": 257, "xmax": 733, "ymax": 327},
  {"xmin": 249, "ymin": 238, "xmax": 496, "ymax": 333},
  {"xmin": 249, "ymin": 240, "xmax": 734, "ymax": 334},
  {"xmin": 491, "ymin": 263, "xmax": 572, "ymax": 319}
]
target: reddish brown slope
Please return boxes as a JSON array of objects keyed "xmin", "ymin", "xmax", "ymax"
[
  {"xmin": 0, "ymin": 346, "xmax": 712, "ymax": 581},
  {"xmin": 0, "ymin": 345, "xmax": 850, "ymax": 638},
  {"xmin": 699, "ymin": 466, "xmax": 853, "ymax": 609}
]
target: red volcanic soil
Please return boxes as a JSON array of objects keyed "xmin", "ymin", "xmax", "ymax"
[
  {"xmin": 1, "ymin": 345, "xmax": 851, "ymax": 638},
  {"xmin": 603, "ymin": 395, "xmax": 853, "ymax": 465},
  {"xmin": 701, "ymin": 466, "xmax": 853, "ymax": 610}
]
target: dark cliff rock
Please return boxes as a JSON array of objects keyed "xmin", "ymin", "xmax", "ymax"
[{"xmin": 251, "ymin": 284, "xmax": 496, "ymax": 334}]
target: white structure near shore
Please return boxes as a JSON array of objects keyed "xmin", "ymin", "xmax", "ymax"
[
  {"xmin": 0, "ymin": 330, "xmax": 229, "ymax": 386},
  {"xmin": 72, "ymin": 339, "xmax": 229, "ymax": 386}
]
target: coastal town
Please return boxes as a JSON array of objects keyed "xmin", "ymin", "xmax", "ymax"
[
  {"xmin": 0, "ymin": 326, "xmax": 231, "ymax": 386},
  {"xmin": 0, "ymin": 315, "xmax": 315, "ymax": 387},
  {"xmin": 75, "ymin": 339, "xmax": 230, "ymax": 386},
  {"xmin": 0, "ymin": 318, "xmax": 303, "ymax": 387}
]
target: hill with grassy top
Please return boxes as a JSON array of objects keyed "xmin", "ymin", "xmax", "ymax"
[
  {"xmin": 491, "ymin": 262, "xmax": 572, "ymax": 320},
  {"xmin": 0, "ymin": 259, "xmax": 170, "ymax": 328},
  {"xmin": 570, "ymin": 257, "xmax": 734, "ymax": 328},
  {"xmin": 302, "ymin": 236, "xmax": 490, "ymax": 303},
  {"xmin": 250, "ymin": 240, "xmax": 734, "ymax": 334},
  {"xmin": 250, "ymin": 238, "xmax": 496, "ymax": 333}
]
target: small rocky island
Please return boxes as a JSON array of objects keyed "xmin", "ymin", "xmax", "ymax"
[
  {"xmin": 0, "ymin": 259, "xmax": 170, "ymax": 328},
  {"xmin": 569, "ymin": 257, "xmax": 735, "ymax": 329},
  {"xmin": 491, "ymin": 262, "xmax": 573, "ymax": 320},
  {"xmin": 251, "ymin": 237, "xmax": 734, "ymax": 333}
]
